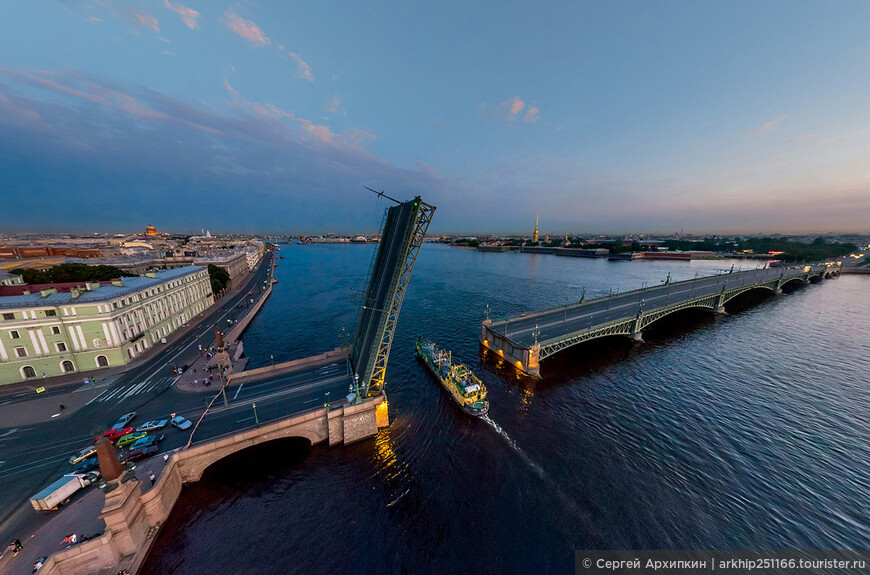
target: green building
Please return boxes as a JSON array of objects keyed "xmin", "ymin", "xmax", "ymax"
[{"xmin": 0, "ymin": 266, "xmax": 213, "ymax": 385}]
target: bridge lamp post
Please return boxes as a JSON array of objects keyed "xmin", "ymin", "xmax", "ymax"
[
  {"xmin": 252, "ymin": 402, "xmax": 259, "ymax": 427},
  {"xmin": 324, "ymin": 391, "xmax": 331, "ymax": 410}
]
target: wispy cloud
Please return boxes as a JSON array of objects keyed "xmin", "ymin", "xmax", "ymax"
[
  {"xmin": 484, "ymin": 96, "xmax": 540, "ymax": 124},
  {"xmin": 323, "ymin": 96, "xmax": 342, "ymax": 114},
  {"xmin": 746, "ymin": 116, "xmax": 785, "ymax": 138},
  {"xmin": 163, "ymin": 0, "xmax": 200, "ymax": 29},
  {"xmin": 134, "ymin": 11, "xmax": 160, "ymax": 33},
  {"xmin": 523, "ymin": 106, "xmax": 541, "ymax": 123},
  {"xmin": 223, "ymin": 78, "xmax": 240, "ymax": 99},
  {"xmin": 223, "ymin": 9, "xmax": 270, "ymax": 46},
  {"xmin": 288, "ymin": 52, "xmax": 313, "ymax": 81}
]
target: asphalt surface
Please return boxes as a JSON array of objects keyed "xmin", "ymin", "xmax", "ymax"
[
  {"xmin": 0, "ymin": 247, "xmax": 353, "ymax": 558},
  {"xmin": 497, "ymin": 265, "xmax": 826, "ymax": 347}
]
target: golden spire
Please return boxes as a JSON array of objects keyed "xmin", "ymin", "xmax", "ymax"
[{"xmin": 532, "ymin": 213, "xmax": 539, "ymax": 243}]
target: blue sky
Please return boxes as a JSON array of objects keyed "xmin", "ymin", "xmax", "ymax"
[{"xmin": 1, "ymin": 1, "xmax": 869, "ymax": 235}]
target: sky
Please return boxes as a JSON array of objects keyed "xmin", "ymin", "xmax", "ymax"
[{"xmin": 1, "ymin": 1, "xmax": 869, "ymax": 235}]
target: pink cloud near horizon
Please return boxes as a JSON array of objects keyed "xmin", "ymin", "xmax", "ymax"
[{"xmin": 223, "ymin": 9, "xmax": 270, "ymax": 46}]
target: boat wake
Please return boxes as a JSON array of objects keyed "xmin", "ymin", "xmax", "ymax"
[
  {"xmin": 481, "ymin": 415, "xmax": 580, "ymax": 513},
  {"xmin": 481, "ymin": 415, "xmax": 546, "ymax": 478}
]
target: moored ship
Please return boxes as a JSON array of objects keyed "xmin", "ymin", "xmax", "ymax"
[{"xmin": 416, "ymin": 337, "xmax": 489, "ymax": 416}]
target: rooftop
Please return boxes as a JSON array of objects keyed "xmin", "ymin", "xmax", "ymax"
[{"xmin": 0, "ymin": 266, "xmax": 204, "ymax": 309}]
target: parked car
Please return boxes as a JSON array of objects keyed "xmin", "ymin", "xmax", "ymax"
[
  {"xmin": 116, "ymin": 432, "xmax": 147, "ymax": 448},
  {"xmin": 129, "ymin": 434, "xmax": 164, "ymax": 450},
  {"xmin": 171, "ymin": 415, "xmax": 192, "ymax": 430},
  {"xmin": 111, "ymin": 412, "xmax": 137, "ymax": 429},
  {"xmin": 123, "ymin": 445, "xmax": 159, "ymax": 463},
  {"xmin": 135, "ymin": 419, "xmax": 168, "ymax": 433},
  {"xmin": 95, "ymin": 427, "xmax": 133, "ymax": 443},
  {"xmin": 69, "ymin": 445, "xmax": 97, "ymax": 465},
  {"xmin": 69, "ymin": 458, "xmax": 99, "ymax": 474}
]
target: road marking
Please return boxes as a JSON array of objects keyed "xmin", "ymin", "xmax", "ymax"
[
  {"xmin": 236, "ymin": 416, "xmax": 254, "ymax": 423},
  {"xmin": 233, "ymin": 384, "xmax": 244, "ymax": 400},
  {"xmin": 51, "ymin": 413, "xmax": 61, "ymax": 418}
]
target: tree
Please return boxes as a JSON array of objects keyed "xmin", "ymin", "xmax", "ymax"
[{"xmin": 208, "ymin": 264, "xmax": 230, "ymax": 295}]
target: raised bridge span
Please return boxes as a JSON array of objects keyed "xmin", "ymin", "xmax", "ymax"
[{"xmin": 481, "ymin": 264, "xmax": 839, "ymax": 377}]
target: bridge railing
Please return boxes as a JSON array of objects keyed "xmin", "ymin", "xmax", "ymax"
[{"xmin": 489, "ymin": 263, "xmax": 826, "ymax": 327}]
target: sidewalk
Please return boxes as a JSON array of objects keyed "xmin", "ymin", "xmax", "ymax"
[
  {"xmin": 173, "ymin": 338, "xmax": 249, "ymax": 393},
  {"xmin": 0, "ymin": 450, "xmax": 176, "ymax": 575}
]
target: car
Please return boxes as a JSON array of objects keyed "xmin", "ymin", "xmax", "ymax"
[
  {"xmin": 69, "ymin": 457, "xmax": 99, "ymax": 474},
  {"xmin": 95, "ymin": 427, "xmax": 133, "ymax": 443},
  {"xmin": 116, "ymin": 431, "xmax": 147, "ymax": 447},
  {"xmin": 69, "ymin": 445, "xmax": 97, "ymax": 465},
  {"xmin": 77, "ymin": 470, "xmax": 101, "ymax": 486},
  {"xmin": 171, "ymin": 415, "xmax": 192, "ymax": 430},
  {"xmin": 135, "ymin": 419, "xmax": 168, "ymax": 433},
  {"xmin": 237, "ymin": 303, "xmax": 245, "ymax": 308},
  {"xmin": 111, "ymin": 412, "xmax": 137, "ymax": 429},
  {"xmin": 129, "ymin": 434, "xmax": 164, "ymax": 450},
  {"xmin": 123, "ymin": 445, "xmax": 160, "ymax": 463},
  {"xmin": 248, "ymin": 291, "xmax": 253, "ymax": 295}
]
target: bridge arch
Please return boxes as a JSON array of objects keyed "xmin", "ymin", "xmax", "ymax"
[
  {"xmin": 176, "ymin": 418, "xmax": 327, "ymax": 483},
  {"xmin": 637, "ymin": 303, "xmax": 717, "ymax": 333},
  {"xmin": 778, "ymin": 276, "xmax": 809, "ymax": 290},
  {"xmin": 198, "ymin": 435, "xmax": 313, "ymax": 483}
]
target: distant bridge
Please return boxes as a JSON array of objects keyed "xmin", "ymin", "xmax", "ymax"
[{"xmin": 481, "ymin": 264, "xmax": 839, "ymax": 377}]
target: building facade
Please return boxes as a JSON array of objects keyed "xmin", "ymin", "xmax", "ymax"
[{"xmin": 0, "ymin": 266, "xmax": 213, "ymax": 385}]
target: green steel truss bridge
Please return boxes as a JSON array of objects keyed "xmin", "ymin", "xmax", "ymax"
[{"xmin": 481, "ymin": 263, "xmax": 839, "ymax": 377}]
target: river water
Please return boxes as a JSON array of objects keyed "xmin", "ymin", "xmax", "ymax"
[{"xmin": 141, "ymin": 244, "xmax": 870, "ymax": 575}]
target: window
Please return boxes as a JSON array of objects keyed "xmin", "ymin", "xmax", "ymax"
[
  {"xmin": 56, "ymin": 342, "xmax": 67, "ymax": 352},
  {"xmin": 22, "ymin": 366, "xmax": 36, "ymax": 378},
  {"xmin": 45, "ymin": 310, "xmax": 56, "ymax": 317},
  {"xmin": 96, "ymin": 355, "xmax": 109, "ymax": 367},
  {"xmin": 51, "ymin": 326, "xmax": 60, "ymax": 335},
  {"xmin": 15, "ymin": 347, "xmax": 27, "ymax": 358},
  {"xmin": 2, "ymin": 313, "xmax": 13, "ymax": 320},
  {"xmin": 10, "ymin": 330, "xmax": 20, "ymax": 339},
  {"xmin": 61, "ymin": 360, "xmax": 74, "ymax": 372}
]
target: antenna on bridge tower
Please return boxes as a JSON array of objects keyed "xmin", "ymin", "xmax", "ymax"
[{"xmin": 364, "ymin": 186, "xmax": 402, "ymax": 205}]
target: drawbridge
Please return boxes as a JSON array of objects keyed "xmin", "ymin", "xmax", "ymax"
[{"xmin": 350, "ymin": 195, "xmax": 435, "ymax": 397}]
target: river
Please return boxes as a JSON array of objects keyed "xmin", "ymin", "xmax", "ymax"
[{"xmin": 141, "ymin": 243, "xmax": 870, "ymax": 574}]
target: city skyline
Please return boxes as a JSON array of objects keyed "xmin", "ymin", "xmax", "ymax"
[{"xmin": 2, "ymin": 2, "xmax": 870, "ymax": 234}]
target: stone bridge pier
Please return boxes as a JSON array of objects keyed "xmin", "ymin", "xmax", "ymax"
[{"xmin": 480, "ymin": 320, "xmax": 541, "ymax": 378}]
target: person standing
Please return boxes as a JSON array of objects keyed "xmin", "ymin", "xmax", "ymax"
[{"xmin": 147, "ymin": 470, "xmax": 156, "ymax": 486}]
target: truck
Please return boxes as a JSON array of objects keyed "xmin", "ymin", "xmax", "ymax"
[{"xmin": 29, "ymin": 473, "xmax": 94, "ymax": 512}]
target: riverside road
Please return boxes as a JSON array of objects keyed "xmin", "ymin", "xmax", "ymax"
[{"xmin": 0, "ymin": 249, "xmax": 350, "ymax": 552}]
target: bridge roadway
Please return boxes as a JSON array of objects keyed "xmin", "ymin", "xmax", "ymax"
[
  {"xmin": 0, "ymin": 249, "xmax": 351, "ymax": 556},
  {"xmin": 484, "ymin": 264, "xmax": 835, "ymax": 377}
]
